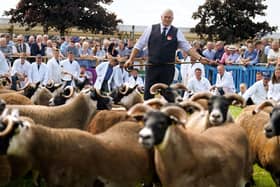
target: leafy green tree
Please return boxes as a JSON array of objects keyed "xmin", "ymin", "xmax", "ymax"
[
  {"xmin": 192, "ymin": 0, "xmax": 277, "ymax": 43},
  {"xmin": 4, "ymin": 0, "xmax": 122, "ymax": 36}
]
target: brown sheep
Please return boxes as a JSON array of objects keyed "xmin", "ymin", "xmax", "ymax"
[{"xmin": 0, "ymin": 93, "xmax": 33, "ymax": 105}]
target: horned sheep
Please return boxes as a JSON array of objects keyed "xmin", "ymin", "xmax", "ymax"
[{"xmin": 138, "ymin": 105, "xmax": 252, "ymax": 187}]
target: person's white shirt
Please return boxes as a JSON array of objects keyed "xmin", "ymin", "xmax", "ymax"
[
  {"xmin": 186, "ymin": 62, "xmax": 205, "ymax": 80},
  {"xmin": 267, "ymin": 81, "xmax": 280, "ymax": 101},
  {"xmin": 242, "ymin": 80, "xmax": 268, "ymax": 104},
  {"xmin": 215, "ymin": 71, "xmax": 235, "ymax": 93},
  {"xmin": 114, "ymin": 64, "xmax": 130, "ymax": 84},
  {"xmin": 60, "ymin": 58, "xmax": 80, "ymax": 81},
  {"xmin": 0, "ymin": 51, "xmax": 9, "ymax": 76},
  {"xmin": 128, "ymin": 75, "xmax": 144, "ymax": 88},
  {"xmin": 46, "ymin": 57, "xmax": 62, "ymax": 83},
  {"xmin": 134, "ymin": 23, "xmax": 191, "ymax": 52},
  {"xmin": 183, "ymin": 76, "xmax": 211, "ymax": 99},
  {"xmin": 180, "ymin": 56, "xmax": 191, "ymax": 85},
  {"xmin": 12, "ymin": 43, "xmax": 31, "ymax": 55},
  {"xmin": 28, "ymin": 63, "xmax": 48, "ymax": 85},
  {"xmin": 267, "ymin": 49, "xmax": 280, "ymax": 60}
]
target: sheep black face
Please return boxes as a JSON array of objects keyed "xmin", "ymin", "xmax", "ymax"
[
  {"xmin": 109, "ymin": 85, "xmax": 137, "ymax": 104},
  {"xmin": 265, "ymin": 106, "xmax": 280, "ymax": 138},
  {"xmin": 0, "ymin": 99, "xmax": 6, "ymax": 115},
  {"xmin": 160, "ymin": 88, "xmax": 183, "ymax": 103},
  {"xmin": 139, "ymin": 111, "xmax": 172, "ymax": 148},
  {"xmin": 23, "ymin": 82, "xmax": 41, "ymax": 98},
  {"xmin": 90, "ymin": 89, "xmax": 112, "ymax": 110},
  {"xmin": 208, "ymin": 96, "xmax": 230, "ymax": 126},
  {"xmin": 49, "ymin": 86, "xmax": 74, "ymax": 106}
]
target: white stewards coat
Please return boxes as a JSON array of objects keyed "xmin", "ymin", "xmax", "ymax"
[
  {"xmin": 28, "ymin": 62, "xmax": 48, "ymax": 85},
  {"xmin": 47, "ymin": 57, "xmax": 62, "ymax": 83}
]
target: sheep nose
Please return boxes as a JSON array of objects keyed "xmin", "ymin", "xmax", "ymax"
[
  {"xmin": 212, "ymin": 113, "xmax": 221, "ymax": 119},
  {"xmin": 139, "ymin": 128, "xmax": 153, "ymax": 140}
]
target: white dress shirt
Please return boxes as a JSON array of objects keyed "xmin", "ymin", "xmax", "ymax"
[
  {"xmin": 47, "ymin": 57, "xmax": 62, "ymax": 83},
  {"xmin": 267, "ymin": 81, "xmax": 280, "ymax": 101},
  {"xmin": 128, "ymin": 76, "xmax": 144, "ymax": 88},
  {"xmin": 134, "ymin": 23, "xmax": 191, "ymax": 52},
  {"xmin": 242, "ymin": 80, "xmax": 268, "ymax": 104},
  {"xmin": 60, "ymin": 59, "xmax": 80, "ymax": 81},
  {"xmin": 0, "ymin": 51, "xmax": 9, "ymax": 76},
  {"xmin": 215, "ymin": 71, "xmax": 235, "ymax": 93},
  {"xmin": 28, "ymin": 62, "xmax": 48, "ymax": 85}
]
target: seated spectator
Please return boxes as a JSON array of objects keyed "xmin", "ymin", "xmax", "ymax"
[
  {"xmin": 267, "ymin": 66, "xmax": 280, "ymax": 101},
  {"xmin": 238, "ymin": 83, "xmax": 247, "ymax": 96},
  {"xmin": 128, "ymin": 68, "xmax": 144, "ymax": 91},
  {"xmin": 183, "ymin": 68, "xmax": 211, "ymax": 99},
  {"xmin": 225, "ymin": 45, "xmax": 240, "ymax": 65},
  {"xmin": 243, "ymin": 72, "xmax": 270, "ymax": 105},
  {"xmin": 12, "ymin": 34, "xmax": 31, "ymax": 56},
  {"xmin": 78, "ymin": 41, "xmax": 93, "ymax": 69},
  {"xmin": 211, "ymin": 64, "xmax": 235, "ymax": 94},
  {"xmin": 239, "ymin": 43, "xmax": 257, "ymax": 66},
  {"xmin": 267, "ymin": 40, "xmax": 280, "ymax": 66},
  {"xmin": 11, "ymin": 53, "xmax": 31, "ymax": 90},
  {"xmin": 30, "ymin": 35, "xmax": 46, "ymax": 58}
]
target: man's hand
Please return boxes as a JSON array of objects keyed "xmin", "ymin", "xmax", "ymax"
[
  {"xmin": 124, "ymin": 59, "xmax": 134, "ymax": 68},
  {"xmin": 199, "ymin": 57, "xmax": 210, "ymax": 65}
]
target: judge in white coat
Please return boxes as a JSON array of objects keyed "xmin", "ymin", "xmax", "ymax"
[
  {"xmin": 60, "ymin": 51, "xmax": 80, "ymax": 86},
  {"xmin": 46, "ymin": 47, "xmax": 62, "ymax": 84},
  {"xmin": 28, "ymin": 54, "xmax": 48, "ymax": 85},
  {"xmin": 114, "ymin": 61, "xmax": 130, "ymax": 84},
  {"xmin": 212, "ymin": 64, "xmax": 235, "ymax": 94},
  {"xmin": 94, "ymin": 58, "xmax": 120, "ymax": 93},
  {"xmin": 0, "ymin": 50, "xmax": 9, "ymax": 77}
]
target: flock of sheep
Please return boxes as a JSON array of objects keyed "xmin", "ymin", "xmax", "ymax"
[{"xmin": 0, "ymin": 79, "xmax": 279, "ymax": 187}]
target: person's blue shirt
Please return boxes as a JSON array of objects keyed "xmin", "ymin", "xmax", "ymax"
[
  {"xmin": 202, "ymin": 49, "xmax": 216, "ymax": 60},
  {"xmin": 213, "ymin": 48, "xmax": 224, "ymax": 60},
  {"xmin": 243, "ymin": 49, "xmax": 257, "ymax": 65}
]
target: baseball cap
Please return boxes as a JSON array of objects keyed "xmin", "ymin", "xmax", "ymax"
[{"xmin": 262, "ymin": 72, "xmax": 271, "ymax": 79}]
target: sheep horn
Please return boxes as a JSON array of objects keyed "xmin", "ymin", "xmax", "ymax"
[
  {"xmin": 252, "ymin": 100, "xmax": 276, "ymax": 115},
  {"xmin": 0, "ymin": 116, "xmax": 15, "ymax": 137},
  {"xmin": 46, "ymin": 80, "xmax": 55, "ymax": 88},
  {"xmin": 224, "ymin": 93, "xmax": 246, "ymax": 107},
  {"xmin": 94, "ymin": 88, "xmax": 111, "ymax": 99},
  {"xmin": 0, "ymin": 99, "xmax": 6, "ymax": 115},
  {"xmin": 62, "ymin": 86, "xmax": 74, "ymax": 99},
  {"xmin": 161, "ymin": 106, "xmax": 187, "ymax": 125},
  {"xmin": 170, "ymin": 83, "xmax": 188, "ymax": 91},
  {"xmin": 149, "ymin": 83, "xmax": 169, "ymax": 95},
  {"xmin": 179, "ymin": 100, "xmax": 204, "ymax": 113},
  {"xmin": 190, "ymin": 92, "xmax": 212, "ymax": 101},
  {"xmin": 144, "ymin": 98, "xmax": 167, "ymax": 109},
  {"xmin": 127, "ymin": 103, "xmax": 154, "ymax": 118},
  {"xmin": 18, "ymin": 81, "xmax": 30, "ymax": 91},
  {"xmin": 119, "ymin": 84, "xmax": 129, "ymax": 95}
]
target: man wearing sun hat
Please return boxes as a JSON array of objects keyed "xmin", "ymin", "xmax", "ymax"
[{"xmin": 242, "ymin": 71, "xmax": 270, "ymax": 105}]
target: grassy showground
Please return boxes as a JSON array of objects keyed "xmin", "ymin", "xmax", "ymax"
[{"xmin": 2, "ymin": 107, "xmax": 277, "ymax": 187}]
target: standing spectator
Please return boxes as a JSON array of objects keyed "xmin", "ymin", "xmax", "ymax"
[
  {"xmin": 213, "ymin": 41, "xmax": 225, "ymax": 62},
  {"xmin": 225, "ymin": 45, "xmax": 240, "ymax": 64},
  {"xmin": 60, "ymin": 36, "xmax": 70, "ymax": 57},
  {"xmin": 125, "ymin": 9, "xmax": 208, "ymax": 100},
  {"xmin": 183, "ymin": 67, "xmax": 211, "ymax": 99},
  {"xmin": 12, "ymin": 35, "xmax": 31, "ymax": 56},
  {"xmin": 239, "ymin": 43, "xmax": 257, "ymax": 66},
  {"xmin": 66, "ymin": 38, "xmax": 79, "ymax": 58},
  {"xmin": 30, "ymin": 35, "xmax": 46, "ymax": 57},
  {"xmin": 255, "ymin": 40, "xmax": 267, "ymax": 64},
  {"xmin": 46, "ymin": 48, "xmax": 62, "ymax": 84},
  {"xmin": 42, "ymin": 34, "xmax": 49, "ymax": 46},
  {"xmin": 11, "ymin": 53, "xmax": 31, "ymax": 90},
  {"xmin": 5, "ymin": 34, "xmax": 14, "ymax": 50},
  {"xmin": 219, "ymin": 45, "xmax": 230, "ymax": 64},
  {"xmin": 94, "ymin": 58, "xmax": 120, "ymax": 93},
  {"xmin": 28, "ymin": 35, "xmax": 35, "ymax": 47},
  {"xmin": 212, "ymin": 64, "xmax": 235, "ymax": 94},
  {"xmin": 127, "ymin": 68, "xmax": 144, "ymax": 90},
  {"xmin": 267, "ymin": 66, "xmax": 280, "ymax": 101},
  {"xmin": 267, "ymin": 40, "xmax": 280, "ymax": 66},
  {"xmin": 117, "ymin": 40, "xmax": 129, "ymax": 58},
  {"xmin": 202, "ymin": 42, "xmax": 216, "ymax": 60},
  {"xmin": 28, "ymin": 54, "xmax": 48, "ymax": 86},
  {"xmin": 0, "ymin": 37, "xmax": 12, "ymax": 65},
  {"xmin": 60, "ymin": 51, "xmax": 80, "ymax": 86},
  {"xmin": 93, "ymin": 42, "xmax": 106, "ymax": 66},
  {"xmin": 243, "ymin": 72, "xmax": 270, "ymax": 105},
  {"xmin": 45, "ymin": 40, "xmax": 54, "ymax": 57},
  {"xmin": 78, "ymin": 41, "xmax": 93, "ymax": 69}
]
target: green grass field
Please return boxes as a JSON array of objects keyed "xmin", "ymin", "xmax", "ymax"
[{"xmin": 1, "ymin": 107, "xmax": 277, "ymax": 187}]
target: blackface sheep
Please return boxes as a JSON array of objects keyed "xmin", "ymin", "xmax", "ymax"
[
  {"xmin": 109, "ymin": 84, "xmax": 144, "ymax": 109},
  {"xmin": 138, "ymin": 105, "xmax": 251, "ymax": 187},
  {"xmin": 150, "ymin": 83, "xmax": 187, "ymax": 103},
  {"xmin": 184, "ymin": 93, "xmax": 245, "ymax": 132},
  {"xmin": 7, "ymin": 88, "xmax": 112, "ymax": 130},
  {"xmin": 237, "ymin": 100, "xmax": 280, "ymax": 185},
  {"xmin": 0, "ymin": 110, "xmax": 155, "ymax": 187}
]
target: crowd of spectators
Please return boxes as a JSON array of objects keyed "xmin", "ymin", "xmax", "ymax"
[{"xmin": 0, "ymin": 33, "xmax": 279, "ymax": 103}]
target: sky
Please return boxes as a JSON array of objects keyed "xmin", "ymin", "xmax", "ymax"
[{"xmin": 0, "ymin": 0, "xmax": 279, "ymax": 28}]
